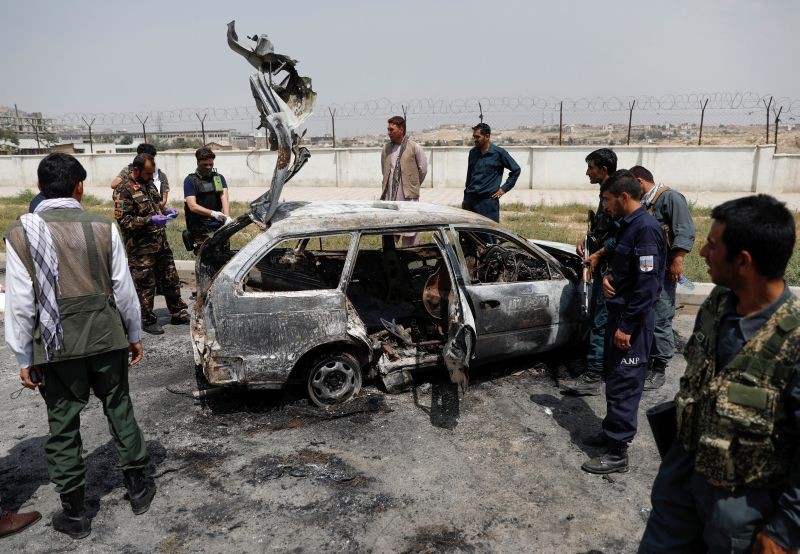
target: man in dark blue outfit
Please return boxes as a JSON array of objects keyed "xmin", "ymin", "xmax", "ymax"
[
  {"xmin": 562, "ymin": 148, "xmax": 618, "ymax": 396},
  {"xmin": 463, "ymin": 123, "xmax": 520, "ymax": 223},
  {"xmin": 582, "ymin": 170, "xmax": 666, "ymax": 474}
]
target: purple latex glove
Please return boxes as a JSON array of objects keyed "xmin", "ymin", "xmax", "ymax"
[
  {"xmin": 164, "ymin": 207, "xmax": 179, "ymax": 219},
  {"xmin": 151, "ymin": 214, "xmax": 169, "ymax": 227}
]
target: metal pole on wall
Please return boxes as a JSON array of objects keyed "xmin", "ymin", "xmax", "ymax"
[
  {"xmin": 81, "ymin": 117, "xmax": 96, "ymax": 153},
  {"xmin": 558, "ymin": 101, "xmax": 563, "ymax": 146},
  {"xmin": 14, "ymin": 104, "xmax": 22, "ymax": 131},
  {"xmin": 328, "ymin": 107, "xmax": 336, "ymax": 148},
  {"xmin": 763, "ymin": 96, "xmax": 773, "ymax": 144},
  {"xmin": 698, "ymin": 99, "xmax": 709, "ymax": 146},
  {"xmin": 136, "ymin": 114, "xmax": 149, "ymax": 143},
  {"xmin": 33, "ymin": 124, "xmax": 41, "ymax": 154},
  {"xmin": 773, "ymin": 105, "xmax": 783, "ymax": 152},
  {"xmin": 626, "ymin": 100, "xmax": 636, "ymax": 145},
  {"xmin": 478, "ymin": 101, "xmax": 484, "ymax": 123},
  {"xmin": 196, "ymin": 113, "xmax": 208, "ymax": 145},
  {"xmin": 401, "ymin": 105, "xmax": 408, "ymax": 128}
]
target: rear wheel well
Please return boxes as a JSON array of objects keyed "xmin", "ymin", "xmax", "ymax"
[{"xmin": 289, "ymin": 340, "xmax": 371, "ymax": 384}]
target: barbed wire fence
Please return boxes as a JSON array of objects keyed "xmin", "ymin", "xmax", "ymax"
[{"xmin": 3, "ymin": 92, "xmax": 799, "ymax": 153}]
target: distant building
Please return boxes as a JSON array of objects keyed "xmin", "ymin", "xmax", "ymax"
[
  {"xmin": 52, "ymin": 142, "xmax": 129, "ymax": 154},
  {"xmin": 206, "ymin": 141, "xmax": 233, "ymax": 151}
]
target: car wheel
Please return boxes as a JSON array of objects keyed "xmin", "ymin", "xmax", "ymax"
[{"xmin": 306, "ymin": 352, "xmax": 362, "ymax": 407}]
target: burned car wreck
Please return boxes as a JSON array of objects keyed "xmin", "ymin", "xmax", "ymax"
[
  {"xmin": 190, "ymin": 24, "xmax": 588, "ymax": 406},
  {"xmin": 191, "ymin": 203, "xmax": 587, "ymax": 406}
]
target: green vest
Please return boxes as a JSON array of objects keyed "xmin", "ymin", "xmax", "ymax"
[
  {"xmin": 6, "ymin": 209, "xmax": 129, "ymax": 366},
  {"xmin": 675, "ymin": 285, "xmax": 800, "ymax": 489}
]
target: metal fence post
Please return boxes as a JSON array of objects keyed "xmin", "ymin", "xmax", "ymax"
[
  {"xmin": 698, "ymin": 99, "xmax": 709, "ymax": 146},
  {"xmin": 627, "ymin": 100, "xmax": 636, "ymax": 145}
]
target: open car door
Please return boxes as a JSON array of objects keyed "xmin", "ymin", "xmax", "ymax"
[{"xmin": 435, "ymin": 228, "xmax": 477, "ymax": 391}]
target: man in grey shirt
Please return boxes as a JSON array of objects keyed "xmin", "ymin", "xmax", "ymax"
[{"xmin": 630, "ymin": 166, "xmax": 695, "ymax": 390}]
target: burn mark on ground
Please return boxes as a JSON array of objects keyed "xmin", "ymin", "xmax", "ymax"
[
  {"xmin": 180, "ymin": 391, "xmax": 392, "ymax": 439},
  {"xmin": 246, "ymin": 448, "xmax": 363, "ymax": 486},
  {"xmin": 167, "ymin": 444, "xmax": 233, "ymax": 483},
  {"xmin": 402, "ymin": 525, "xmax": 477, "ymax": 553}
]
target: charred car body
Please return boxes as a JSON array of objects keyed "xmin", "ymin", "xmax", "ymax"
[
  {"xmin": 194, "ymin": 24, "xmax": 588, "ymax": 406},
  {"xmin": 191, "ymin": 202, "xmax": 587, "ymax": 406}
]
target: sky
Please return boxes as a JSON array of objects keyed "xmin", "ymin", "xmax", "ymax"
[{"xmin": 1, "ymin": 0, "xmax": 798, "ymax": 136}]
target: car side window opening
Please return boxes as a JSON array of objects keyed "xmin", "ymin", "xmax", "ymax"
[
  {"xmin": 457, "ymin": 230, "xmax": 551, "ymax": 284},
  {"xmin": 243, "ymin": 234, "xmax": 352, "ymax": 292},
  {"xmin": 347, "ymin": 231, "xmax": 452, "ymax": 345}
]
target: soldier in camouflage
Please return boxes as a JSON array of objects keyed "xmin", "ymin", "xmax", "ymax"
[
  {"xmin": 110, "ymin": 143, "xmax": 170, "ymax": 206},
  {"xmin": 115, "ymin": 153, "xmax": 189, "ymax": 335},
  {"xmin": 640, "ymin": 195, "xmax": 800, "ymax": 553}
]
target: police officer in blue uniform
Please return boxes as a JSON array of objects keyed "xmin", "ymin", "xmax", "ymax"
[{"xmin": 581, "ymin": 170, "xmax": 666, "ymax": 474}]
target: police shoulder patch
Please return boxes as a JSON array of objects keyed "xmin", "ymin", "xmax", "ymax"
[{"xmin": 639, "ymin": 255, "xmax": 655, "ymax": 272}]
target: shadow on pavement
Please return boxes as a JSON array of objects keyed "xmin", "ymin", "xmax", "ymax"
[
  {"xmin": 0, "ymin": 435, "xmax": 49, "ymax": 512},
  {"xmin": 411, "ymin": 375, "xmax": 460, "ymax": 430},
  {"xmin": 529, "ymin": 393, "xmax": 604, "ymax": 456},
  {"xmin": 0, "ymin": 437, "xmax": 166, "ymax": 519},
  {"xmin": 84, "ymin": 439, "xmax": 167, "ymax": 518}
]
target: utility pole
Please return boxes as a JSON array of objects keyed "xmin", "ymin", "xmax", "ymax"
[
  {"xmin": 328, "ymin": 107, "xmax": 336, "ymax": 148},
  {"xmin": 698, "ymin": 98, "xmax": 709, "ymax": 146},
  {"xmin": 196, "ymin": 112, "xmax": 208, "ymax": 145},
  {"xmin": 136, "ymin": 114, "xmax": 149, "ymax": 143},
  {"xmin": 14, "ymin": 104, "xmax": 22, "ymax": 131},
  {"xmin": 33, "ymin": 124, "xmax": 41, "ymax": 154},
  {"xmin": 558, "ymin": 101, "xmax": 563, "ymax": 146},
  {"xmin": 626, "ymin": 100, "xmax": 636, "ymax": 145},
  {"xmin": 81, "ymin": 117, "xmax": 96, "ymax": 153}
]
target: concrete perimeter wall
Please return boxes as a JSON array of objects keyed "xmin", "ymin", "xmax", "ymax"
[{"xmin": 1, "ymin": 145, "xmax": 798, "ymax": 199}]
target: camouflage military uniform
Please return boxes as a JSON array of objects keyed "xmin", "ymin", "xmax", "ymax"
[
  {"xmin": 640, "ymin": 286, "xmax": 800, "ymax": 552},
  {"xmin": 111, "ymin": 164, "xmax": 170, "ymax": 202},
  {"xmin": 115, "ymin": 178, "xmax": 187, "ymax": 325}
]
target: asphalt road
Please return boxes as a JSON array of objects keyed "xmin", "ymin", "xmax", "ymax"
[{"xmin": 0, "ymin": 286, "xmax": 697, "ymax": 553}]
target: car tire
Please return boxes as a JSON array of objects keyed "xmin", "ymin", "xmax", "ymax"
[{"xmin": 306, "ymin": 352, "xmax": 362, "ymax": 407}]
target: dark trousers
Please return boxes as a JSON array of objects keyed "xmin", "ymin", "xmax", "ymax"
[
  {"xmin": 639, "ymin": 441, "xmax": 780, "ymax": 553},
  {"xmin": 41, "ymin": 349, "xmax": 149, "ymax": 493},
  {"xmin": 462, "ymin": 193, "xmax": 500, "ymax": 223},
  {"xmin": 586, "ymin": 277, "xmax": 608, "ymax": 374},
  {"xmin": 601, "ymin": 310, "xmax": 653, "ymax": 443},
  {"xmin": 129, "ymin": 247, "xmax": 188, "ymax": 323},
  {"xmin": 650, "ymin": 279, "xmax": 677, "ymax": 369}
]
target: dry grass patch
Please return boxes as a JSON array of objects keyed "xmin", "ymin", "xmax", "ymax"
[{"xmin": 2, "ymin": 193, "xmax": 800, "ymax": 285}]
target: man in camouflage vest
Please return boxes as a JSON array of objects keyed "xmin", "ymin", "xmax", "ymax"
[
  {"xmin": 640, "ymin": 195, "xmax": 800, "ymax": 553},
  {"xmin": 115, "ymin": 153, "xmax": 189, "ymax": 335},
  {"xmin": 4, "ymin": 154, "xmax": 154, "ymax": 539}
]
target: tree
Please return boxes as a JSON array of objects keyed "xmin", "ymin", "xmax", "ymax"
[
  {"xmin": 0, "ymin": 129, "xmax": 19, "ymax": 145},
  {"xmin": 148, "ymin": 137, "xmax": 171, "ymax": 152},
  {"xmin": 119, "ymin": 135, "xmax": 133, "ymax": 145}
]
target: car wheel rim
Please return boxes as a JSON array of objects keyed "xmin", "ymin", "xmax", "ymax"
[{"xmin": 310, "ymin": 360, "xmax": 356, "ymax": 403}]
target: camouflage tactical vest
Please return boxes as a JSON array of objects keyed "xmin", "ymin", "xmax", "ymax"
[
  {"xmin": 5, "ymin": 209, "xmax": 129, "ymax": 365},
  {"xmin": 675, "ymin": 285, "xmax": 800, "ymax": 489}
]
